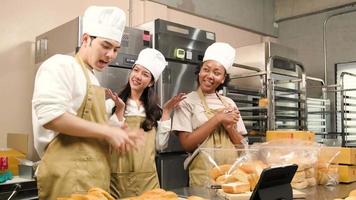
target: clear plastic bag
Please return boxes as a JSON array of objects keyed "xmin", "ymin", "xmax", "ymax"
[
  {"xmin": 257, "ymin": 139, "xmax": 320, "ymax": 190},
  {"xmin": 317, "ymin": 146, "xmax": 340, "ymax": 186},
  {"xmin": 199, "ymin": 145, "xmax": 266, "ymax": 192}
]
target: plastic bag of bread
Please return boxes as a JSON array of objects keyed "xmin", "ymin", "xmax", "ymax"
[
  {"xmin": 257, "ymin": 139, "xmax": 320, "ymax": 190},
  {"xmin": 317, "ymin": 146, "xmax": 340, "ymax": 186},
  {"xmin": 199, "ymin": 145, "xmax": 267, "ymax": 193}
]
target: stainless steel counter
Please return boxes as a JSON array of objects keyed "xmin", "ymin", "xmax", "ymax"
[{"xmin": 172, "ymin": 182, "xmax": 356, "ymax": 199}]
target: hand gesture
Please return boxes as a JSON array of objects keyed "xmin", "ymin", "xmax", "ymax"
[
  {"xmin": 108, "ymin": 126, "xmax": 145, "ymax": 153},
  {"xmin": 106, "ymin": 88, "xmax": 125, "ymax": 118},
  {"xmin": 162, "ymin": 93, "xmax": 186, "ymax": 120},
  {"xmin": 216, "ymin": 106, "xmax": 240, "ymax": 129}
]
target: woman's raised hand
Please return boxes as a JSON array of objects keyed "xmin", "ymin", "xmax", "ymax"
[{"xmin": 162, "ymin": 93, "xmax": 186, "ymax": 120}]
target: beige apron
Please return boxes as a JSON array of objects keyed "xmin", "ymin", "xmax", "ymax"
[
  {"xmin": 37, "ymin": 55, "xmax": 111, "ymax": 200},
  {"xmin": 188, "ymin": 88, "xmax": 237, "ymax": 187},
  {"xmin": 110, "ymin": 116, "xmax": 159, "ymax": 198}
]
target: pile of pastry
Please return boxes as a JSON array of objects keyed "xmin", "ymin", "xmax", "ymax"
[
  {"xmin": 57, "ymin": 187, "xmax": 115, "ymax": 200},
  {"xmin": 291, "ymin": 163, "xmax": 317, "ymax": 189},
  {"xmin": 210, "ymin": 160, "xmax": 267, "ymax": 194}
]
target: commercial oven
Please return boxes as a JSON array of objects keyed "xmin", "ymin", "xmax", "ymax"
[{"xmin": 138, "ymin": 19, "xmax": 215, "ymax": 189}]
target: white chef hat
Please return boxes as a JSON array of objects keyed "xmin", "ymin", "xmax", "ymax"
[
  {"xmin": 134, "ymin": 48, "xmax": 167, "ymax": 82},
  {"xmin": 203, "ymin": 42, "xmax": 236, "ymax": 71},
  {"xmin": 82, "ymin": 6, "xmax": 126, "ymax": 43}
]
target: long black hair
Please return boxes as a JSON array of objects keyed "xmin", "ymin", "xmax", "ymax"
[
  {"xmin": 195, "ymin": 62, "xmax": 231, "ymax": 91},
  {"xmin": 112, "ymin": 81, "xmax": 162, "ymax": 132}
]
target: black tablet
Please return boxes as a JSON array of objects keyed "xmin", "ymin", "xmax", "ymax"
[{"xmin": 250, "ymin": 164, "xmax": 298, "ymax": 200}]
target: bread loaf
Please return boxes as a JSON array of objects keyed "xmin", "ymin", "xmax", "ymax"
[
  {"xmin": 222, "ymin": 182, "xmax": 250, "ymax": 194},
  {"xmin": 209, "ymin": 164, "xmax": 232, "ymax": 180}
]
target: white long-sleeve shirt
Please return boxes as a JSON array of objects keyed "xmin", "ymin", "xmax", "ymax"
[
  {"xmin": 106, "ymin": 99, "xmax": 171, "ymax": 151},
  {"xmin": 32, "ymin": 54, "xmax": 108, "ymax": 157}
]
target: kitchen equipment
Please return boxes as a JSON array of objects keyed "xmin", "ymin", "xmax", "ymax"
[
  {"xmin": 227, "ymin": 42, "xmax": 307, "ymax": 142},
  {"xmin": 305, "ymin": 76, "xmax": 331, "ymax": 143},
  {"xmin": 138, "ymin": 19, "xmax": 215, "ymax": 189},
  {"xmin": 335, "ymin": 63, "xmax": 356, "ymax": 147}
]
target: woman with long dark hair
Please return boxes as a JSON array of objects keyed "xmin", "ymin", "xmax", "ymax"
[
  {"xmin": 172, "ymin": 42, "xmax": 248, "ymax": 186},
  {"xmin": 107, "ymin": 48, "xmax": 185, "ymax": 198}
]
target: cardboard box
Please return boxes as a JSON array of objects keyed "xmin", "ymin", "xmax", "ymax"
[
  {"xmin": 338, "ymin": 165, "xmax": 356, "ymax": 183},
  {"xmin": 0, "ymin": 148, "xmax": 25, "ymax": 175},
  {"xmin": 266, "ymin": 131, "xmax": 315, "ymax": 141},
  {"xmin": 7, "ymin": 133, "xmax": 29, "ymax": 156},
  {"xmin": 334, "ymin": 148, "xmax": 356, "ymax": 165}
]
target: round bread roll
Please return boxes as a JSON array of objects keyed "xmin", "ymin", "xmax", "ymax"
[
  {"xmin": 187, "ymin": 196, "xmax": 206, "ymax": 200},
  {"xmin": 292, "ymin": 171, "xmax": 306, "ymax": 183},
  {"xmin": 215, "ymin": 174, "xmax": 238, "ymax": 184},
  {"xmin": 305, "ymin": 167, "xmax": 315, "ymax": 178},
  {"xmin": 232, "ymin": 168, "xmax": 249, "ymax": 183},
  {"xmin": 317, "ymin": 170, "xmax": 329, "ymax": 185},
  {"xmin": 88, "ymin": 188, "xmax": 114, "ymax": 200},
  {"xmin": 248, "ymin": 173, "xmax": 259, "ymax": 191},
  {"xmin": 70, "ymin": 194, "xmax": 96, "ymax": 200},
  {"xmin": 306, "ymin": 177, "xmax": 317, "ymax": 186},
  {"xmin": 349, "ymin": 189, "xmax": 356, "ymax": 197},
  {"xmin": 291, "ymin": 180, "xmax": 308, "ymax": 190},
  {"xmin": 209, "ymin": 164, "xmax": 232, "ymax": 180}
]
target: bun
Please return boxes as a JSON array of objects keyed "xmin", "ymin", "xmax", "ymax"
[
  {"xmin": 222, "ymin": 182, "xmax": 250, "ymax": 194},
  {"xmin": 231, "ymin": 168, "xmax": 249, "ymax": 183},
  {"xmin": 248, "ymin": 173, "xmax": 259, "ymax": 191},
  {"xmin": 215, "ymin": 174, "xmax": 238, "ymax": 184},
  {"xmin": 239, "ymin": 161, "xmax": 267, "ymax": 175},
  {"xmin": 306, "ymin": 177, "xmax": 317, "ymax": 186},
  {"xmin": 88, "ymin": 188, "xmax": 114, "ymax": 200},
  {"xmin": 187, "ymin": 196, "xmax": 206, "ymax": 200},
  {"xmin": 292, "ymin": 171, "xmax": 306, "ymax": 183},
  {"xmin": 291, "ymin": 180, "xmax": 308, "ymax": 190},
  {"xmin": 209, "ymin": 164, "xmax": 232, "ymax": 180},
  {"xmin": 305, "ymin": 168, "xmax": 315, "ymax": 178}
]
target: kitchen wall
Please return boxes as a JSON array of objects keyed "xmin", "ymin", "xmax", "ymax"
[
  {"xmin": 0, "ymin": 0, "xmax": 262, "ymax": 151},
  {"xmin": 276, "ymin": 5, "xmax": 356, "ymax": 131}
]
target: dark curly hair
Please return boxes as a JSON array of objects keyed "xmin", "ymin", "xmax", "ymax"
[
  {"xmin": 195, "ymin": 61, "xmax": 231, "ymax": 91},
  {"xmin": 112, "ymin": 80, "xmax": 162, "ymax": 132}
]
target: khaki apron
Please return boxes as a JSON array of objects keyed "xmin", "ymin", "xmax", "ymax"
[
  {"xmin": 188, "ymin": 88, "xmax": 237, "ymax": 187},
  {"xmin": 37, "ymin": 55, "xmax": 111, "ymax": 200},
  {"xmin": 110, "ymin": 116, "xmax": 159, "ymax": 198}
]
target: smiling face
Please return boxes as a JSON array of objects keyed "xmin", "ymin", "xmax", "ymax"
[
  {"xmin": 198, "ymin": 60, "xmax": 226, "ymax": 94},
  {"xmin": 129, "ymin": 64, "xmax": 154, "ymax": 92},
  {"xmin": 82, "ymin": 34, "xmax": 120, "ymax": 71}
]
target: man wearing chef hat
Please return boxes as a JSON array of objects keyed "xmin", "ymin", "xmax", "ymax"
[
  {"xmin": 106, "ymin": 48, "xmax": 185, "ymax": 198},
  {"xmin": 172, "ymin": 42, "xmax": 248, "ymax": 186},
  {"xmin": 32, "ymin": 6, "xmax": 144, "ymax": 200}
]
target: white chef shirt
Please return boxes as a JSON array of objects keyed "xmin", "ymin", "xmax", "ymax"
[
  {"xmin": 172, "ymin": 91, "xmax": 247, "ymax": 134},
  {"xmin": 32, "ymin": 54, "xmax": 105, "ymax": 157},
  {"xmin": 106, "ymin": 99, "xmax": 171, "ymax": 151}
]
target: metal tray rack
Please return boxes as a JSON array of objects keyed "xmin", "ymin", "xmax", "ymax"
[
  {"xmin": 266, "ymin": 56, "xmax": 307, "ymax": 131},
  {"xmin": 305, "ymin": 76, "xmax": 330, "ymax": 143},
  {"xmin": 224, "ymin": 63, "xmax": 268, "ymax": 143},
  {"xmin": 336, "ymin": 72, "xmax": 356, "ymax": 147}
]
